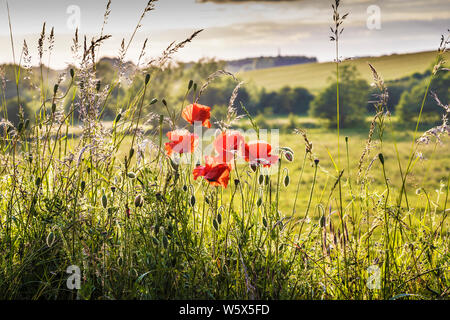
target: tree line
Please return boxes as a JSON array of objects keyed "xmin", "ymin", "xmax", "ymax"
[{"xmin": 2, "ymin": 58, "xmax": 448, "ymax": 128}]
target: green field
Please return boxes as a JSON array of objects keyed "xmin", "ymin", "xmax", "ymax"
[
  {"xmin": 240, "ymin": 51, "xmax": 449, "ymax": 92},
  {"xmin": 102, "ymin": 115, "xmax": 450, "ymax": 216}
]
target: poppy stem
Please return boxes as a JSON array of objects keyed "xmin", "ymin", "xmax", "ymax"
[{"xmin": 298, "ymin": 161, "xmax": 318, "ymax": 240}]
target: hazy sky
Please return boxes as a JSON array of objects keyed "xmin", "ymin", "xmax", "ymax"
[{"xmin": 0, "ymin": 0, "xmax": 449, "ymax": 69}]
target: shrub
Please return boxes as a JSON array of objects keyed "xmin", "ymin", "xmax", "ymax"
[
  {"xmin": 397, "ymin": 71, "xmax": 449, "ymax": 123},
  {"xmin": 309, "ymin": 65, "xmax": 370, "ymax": 128},
  {"xmin": 256, "ymin": 86, "xmax": 313, "ymax": 115}
]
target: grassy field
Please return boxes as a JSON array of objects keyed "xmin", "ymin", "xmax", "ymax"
[
  {"xmin": 49, "ymin": 114, "xmax": 450, "ymax": 216},
  {"xmin": 196, "ymin": 117, "xmax": 450, "ymax": 216},
  {"xmin": 240, "ymin": 51, "xmax": 449, "ymax": 93},
  {"xmin": 1, "ymin": 0, "xmax": 449, "ymax": 301}
]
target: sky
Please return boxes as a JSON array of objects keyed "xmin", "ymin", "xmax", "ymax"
[{"xmin": 0, "ymin": 0, "xmax": 449, "ymax": 69}]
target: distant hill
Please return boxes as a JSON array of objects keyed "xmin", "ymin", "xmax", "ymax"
[
  {"xmin": 225, "ymin": 55, "xmax": 317, "ymax": 72},
  {"xmin": 239, "ymin": 51, "xmax": 449, "ymax": 93}
]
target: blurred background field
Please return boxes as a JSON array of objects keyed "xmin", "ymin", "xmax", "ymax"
[
  {"xmin": 240, "ymin": 51, "xmax": 448, "ymax": 93},
  {"xmin": 80, "ymin": 117, "xmax": 449, "ymax": 216}
]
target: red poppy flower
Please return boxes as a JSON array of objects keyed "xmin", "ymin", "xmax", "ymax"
[
  {"xmin": 193, "ymin": 156, "xmax": 232, "ymax": 188},
  {"xmin": 182, "ymin": 103, "xmax": 211, "ymax": 128},
  {"xmin": 243, "ymin": 140, "xmax": 279, "ymax": 167},
  {"xmin": 213, "ymin": 130, "xmax": 245, "ymax": 163},
  {"xmin": 165, "ymin": 129, "xmax": 198, "ymax": 156}
]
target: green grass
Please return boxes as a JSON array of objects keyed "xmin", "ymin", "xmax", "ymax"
[
  {"xmin": 1, "ymin": 2, "xmax": 449, "ymax": 301},
  {"xmin": 202, "ymin": 117, "xmax": 450, "ymax": 215},
  {"xmin": 240, "ymin": 51, "xmax": 449, "ymax": 93},
  {"xmin": 78, "ymin": 115, "xmax": 450, "ymax": 218}
]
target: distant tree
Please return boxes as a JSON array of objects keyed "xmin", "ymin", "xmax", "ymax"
[
  {"xmin": 367, "ymin": 84, "xmax": 407, "ymax": 114},
  {"xmin": 196, "ymin": 78, "xmax": 251, "ymax": 111},
  {"xmin": 257, "ymin": 90, "xmax": 278, "ymax": 114},
  {"xmin": 397, "ymin": 71, "xmax": 449, "ymax": 123},
  {"xmin": 290, "ymin": 87, "xmax": 314, "ymax": 114},
  {"xmin": 386, "ymin": 85, "xmax": 407, "ymax": 113},
  {"xmin": 255, "ymin": 86, "xmax": 313, "ymax": 115},
  {"xmin": 309, "ymin": 65, "xmax": 370, "ymax": 128}
]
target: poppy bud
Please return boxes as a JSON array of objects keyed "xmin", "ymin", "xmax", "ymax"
[
  {"xmin": 52, "ymin": 103, "xmax": 56, "ymax": 114},
  {"xmin": 53, "ymin": 84, "xmax": 59, "ymax": 95},
  {"xmin": 284, "ymin": 151, "xmax": 294, "ymax": 162},
  {"xmin": 320, "ymin": 214, "xmax": 326, "ymax": 228},
  {"xmin": 258, "ymin": 175, "xmax": 264, "ymax": 185},
  {"xmin": 96, "ymin": 80, "xmax": 101, "ymax": 92},
  {"xmin": 263, "ymin": 217, "xmax": 268, "ymax": 228},
  {"xmin": 314, "ymin": 159, "xmax": 320, "ymax": 166},
  {"xmin": 234, "ymin": 179, "xmax": 240, "ymax": 187},
  {"xmin": 217, "ymin": 213, "xmax": 222, "ymax": 225},
  {"xmin": 150, "ymin": 98, "xmax": 158, "ymax": 105},
  {"xmin": 145, "ymin": 74, "xmax": 150, "ymax": 85},
  {"xmin": 135, "ymin": 195, "xmax": 144, "ymax": 208},
  {"xmin": 188, "ymin": 80, "xmax": 193, "ymax": 90},
  {"xmin": 257, "ymin": 198, "xmax": 262, "ymax": 207},
  {"xmin": 129, "ymin": 148, "xmax": 135, "ymax": 160},
  {"xmin": 190, "ymin": 195, "xmax": 196, "ymax": 207},
  {"xmin": 213, "ymin": 219, "xmax": 219, "ymax": 231},
  {"xmin": 80, "ymin": 181, "xmax": 86, "ymax": 192},
  {"xmin": 284, "ymin": 174, "xmax": 290, "ymax": 187},
  {"xmin": 114, "ymin": 113, "xmax": 122, "ymax": 124},
  {"xmin": 70, "ymin": 68, "xmax": 75, "ymax": 78},
  {"xmin": 111, "ymin": 186, "xmax": 116, "ymax": 193},
  {"xmin": 102, "ymin": 193, "xmax": 108, "ymax": 209},
  {"xmin": 378, "ymin": 153, "xmax": 385, "ymax": 165},
  {"xmin": 127, "ymin": 172, "xmax": 136, "ymax": 179},
  {"xmin": 250, "ymin": 164, "xmax": 258, "ymax": 172}
]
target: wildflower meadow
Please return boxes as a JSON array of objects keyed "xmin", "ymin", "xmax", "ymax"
[{"xmin": 0, "ymin": 0, "xmax": 449, "ymax": 302}]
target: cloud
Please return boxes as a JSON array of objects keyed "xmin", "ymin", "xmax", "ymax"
[{"xmin": 0, "ymin": 0, "xmax": 448, "ymax": 69}]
